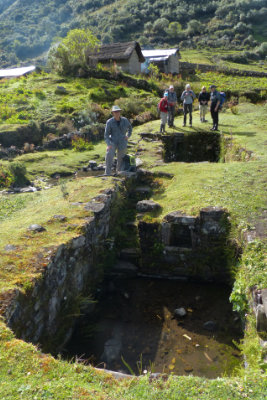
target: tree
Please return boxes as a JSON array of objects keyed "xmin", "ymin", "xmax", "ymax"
[
  {"xmin": 153, "ymin": 18, "xmax": 169, "ymax": 34},
  {"xmin": 187, "ymin": 19, "xmax": 202, "ymax": 35},
  {"xmin": 166, "ymin": 22, "xmax": 182, "ymax": 39},
  {"xmin": 48, "ymin": 28, "xmax": 99, "ymax": 74}
]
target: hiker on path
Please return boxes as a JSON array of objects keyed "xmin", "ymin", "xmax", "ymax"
[
  {"xmin": 198, "ymin": 86, "xmax": 210, "ymax": 122},
  {"xmin": 181, "ymin": 84, "xmax": 196, "ymax": 127},
  {"xmin": 166, "ymin": 85, "xmax": 177, "ymax": 127},
  {"xmin": 104, "ymin": 105, "xmax": 132, "ymax": 175},
  {"xmin": 209, "ymin": 85, "xmax": 221, "ymax": 131},
  {"xmin": 159, "ymin": 91, "xmax": 169, "ymax": 133}
]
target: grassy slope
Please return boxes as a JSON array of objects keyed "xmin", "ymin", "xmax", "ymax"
[
  {"xmin": 0, "ymin": 74, "xmax": 266, "ymax": 397},
  {"xmin": 133, "ymin": 103, "xmax": 267, "ymax": 228},
  {"xmin": 180, "ymin": 49, "xmax": 267, "ymax": 73},
  {"xmin": 0, "ymin": 72, "xmax": 156, "ymax": 128}
]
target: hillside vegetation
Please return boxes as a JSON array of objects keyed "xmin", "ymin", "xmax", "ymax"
[{"xmin": 0, "ymin": 0, "xmax": 267, "ymax": 67}]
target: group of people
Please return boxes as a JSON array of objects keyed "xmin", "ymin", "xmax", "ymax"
[
  {"xmin": 103, "ymin": 84, "xmax": 222, "ymax": 175},
  {"xmin": 159, "ymin": 83, "xmax": 222, "ymax": 132}
]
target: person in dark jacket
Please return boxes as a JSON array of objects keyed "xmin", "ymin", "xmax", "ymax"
[
  {"xmin": 198, "ymin": 86, "xmax": 210, "ymax": 122},
  {"xmin": 104, "ymin": 105, "xmax": 132, "ymax": 175},
  {"xmin": 159, "ymin": 91, "xmax": 169, "ymax": 133},
  {"xmin": 209, "ymin": 85, "xmax": 221, "ymax": 131}
]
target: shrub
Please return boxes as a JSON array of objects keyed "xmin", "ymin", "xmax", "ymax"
[
  {"xmin": 90, "ymin": 103, "xmax": 110, "ymax": 123},
  {"xmin": 0, "ymin": 164, "xmax": 13, "ymax": 188},
  {"xmin": 114, "ymin": 97, "xmax": 145, "ymax": 118},
  {"xmin": 8, "ymin": 161, "xmax": 29, "ymax": 187},
  {"xmin": 33, "ymin": 89, "xmax": 46, "ymax": 99},
  {"xmin": 57, "ymin": 119, "xmax": 75, "ymax": 135},
  {"xmin": 71, "ymin": 135, "xmax": 94, "ymax": 151},
  {"xmin": 72, "ymin": 108, "xmax": 97, "ymax": 129},
  {"xmin": 89, "ymin": 85, "xmax": 126, "ymax": 103},
  {"xmin": 58, "ymin": 103, "xmax": 75, "ymax": 113}
]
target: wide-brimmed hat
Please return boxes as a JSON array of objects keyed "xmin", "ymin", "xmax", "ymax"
[
  {"xmin": 111, "ymin": 105, "xmax": 122, "ymax": 112},
  {"xmin": 209, "ymin": 85, "xmax": 216, "ymax": 89},
  {"xmin": 169, "ymin": 85, "xmax": 174, "ymax": 89}
]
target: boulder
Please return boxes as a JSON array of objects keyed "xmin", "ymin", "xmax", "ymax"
[
  {"xmin": 28, "ymin": 224, "xmax": 46, "ymax": 233},
  {"xmin": 136, "ymin": 200, "xmax": 161, "ymax": 213}
]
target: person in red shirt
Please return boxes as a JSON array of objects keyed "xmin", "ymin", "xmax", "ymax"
[{"xmin": 159, "ymin": 92, "xmax": 168, "ymax": 133}]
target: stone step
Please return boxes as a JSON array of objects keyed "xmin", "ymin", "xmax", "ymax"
[{"xmin": 119, "ymin": 248, "xmax": 140, "ymax": 264}]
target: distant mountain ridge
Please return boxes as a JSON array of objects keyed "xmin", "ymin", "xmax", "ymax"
[{"xmin": 0, "ymin": 0, "xmax": 266, "ymax": 67}]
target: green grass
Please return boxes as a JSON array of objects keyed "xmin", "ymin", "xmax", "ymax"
[
  {"xmin": 180, "ymin": 49, "xmax": 267, "ymax": 73},
  {"xmin": 133, "ymin": 103, "xmax": 267, "ymax": 231},
  {"xmin": 0, "ymin": 176, "xmax": 113, "ymax": 292},
  {"xmin": 195, "ymin": 72, "xmax": 267, "ymax": 93},
  {"xmin": 0, "ymin": 320, "xmax": 266, "ymax": 400},
  {"xmin": 0, "ymin": 73, "xmax": 158, "ymax": 128}
]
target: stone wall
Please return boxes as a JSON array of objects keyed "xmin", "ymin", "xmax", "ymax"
[
  {"xmin": 162, "ymin": 131, "xmax": 221, "ymax": 163},
  {"xmin": 5, "ymin": 187, "xmax": 118, "ymax": 353},
  {"xmin": 168, "ymin": 55, "xmax": 180, "ymax": 74},
  {"xmin": 128, "ymin": 51, "xmax": 142, "ymax": 75},
  {"xmin": 0, "ymin": 122, "xmax": 42, "ymax": 148},
  {"xmin": 180, "ymin": 61, "xmax": 267, "ymax": 78},
  {"xmin": 138, "ymin": 207, "xmax": 237, "ymax": 282}
]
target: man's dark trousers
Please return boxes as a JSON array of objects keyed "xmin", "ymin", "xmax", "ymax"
[
  {"xmin": 183, "ymin": 104, "xmax": 192, "ymax": 125},
  {"xmin": 210, "ymin": 103, "xmax": 219, "ymax": 128},
  {"xmin": 168, "ymin": 105, "xmax": 175, "ymax": 127}
]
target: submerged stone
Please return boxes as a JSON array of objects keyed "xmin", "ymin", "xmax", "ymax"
[
  {"xmin": 203, "ymin": 320, "xmax": 218, "ymax": 331},
  {"xmin": 174, "ymin": 307, "xmax": 187, "ymax": 317}
]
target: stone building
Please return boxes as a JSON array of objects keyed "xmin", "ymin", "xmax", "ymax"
[
  {"xmin": 141, "ymin": 48, "xmax": 180, "ymax": 74},
  {"xmin": 87, "ymin": 41, "xmax": 145, "ymax": 75}
]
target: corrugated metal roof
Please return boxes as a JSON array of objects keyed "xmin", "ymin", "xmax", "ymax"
[
  {"xmin": 0, "ymin": 65, "xmax": 36, "ymax": 78},
  {"xmin": 148, "ymin": 56, "xmax": 169, "ymax": 62},
  {"xmin": 142, "ymin": 49, "xmax": 179, "ymax": 58}
]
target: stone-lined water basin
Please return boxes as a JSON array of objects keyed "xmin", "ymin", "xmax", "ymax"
[{"xmin": 65, "ymin": 277, "xmax": 242, "ymax": 378}]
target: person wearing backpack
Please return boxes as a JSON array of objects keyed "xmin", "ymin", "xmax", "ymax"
[
  {"xmin": 198, "ymin": 86, "xmax": 210, "ymax": 122},
  {"xmin": 158, "ymin": 91, "xmax": 169, "ymax": 133},
  {"xmin": 181, "ymin": 84, "xmax": 196, "ymax": 127},
  {"xmin": 209, "ymin": 85, "xmax": 221, "ymax": 131}
]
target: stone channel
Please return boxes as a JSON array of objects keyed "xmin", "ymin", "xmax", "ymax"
[{"xmin": 4, "ymin": 131, "xmax": 261, "ymax": 378}]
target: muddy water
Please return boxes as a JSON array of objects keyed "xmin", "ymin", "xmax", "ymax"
[{"xmin": 65, "ymin": 278, "xmax": 242, "ymax": 378}]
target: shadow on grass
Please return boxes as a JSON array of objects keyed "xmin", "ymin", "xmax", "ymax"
[{"xmin": 229, "ymin": 131, "xmax": 257, "ymax": 137}]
